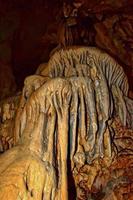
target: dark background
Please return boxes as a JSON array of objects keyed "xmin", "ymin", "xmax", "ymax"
[{"xmin": 0, "ymin": 0, "xmax": 133, "ymax": 99}]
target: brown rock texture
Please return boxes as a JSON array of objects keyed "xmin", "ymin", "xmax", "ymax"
[
  {"xmin": 0, "ymin": 93, "xmax": 21, "ymax": 152},
  {"xmin": 0, "ymin": 46, "xmax": 132, "ymax": 199},
  {"xmin": 0, "ymin": 0, "xmax": 133, "ymax": 97}
]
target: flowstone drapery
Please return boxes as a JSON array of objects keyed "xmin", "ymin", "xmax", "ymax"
[{"xmin": 0, "ymin": 47, "xmax": 133, "ymax": 200}]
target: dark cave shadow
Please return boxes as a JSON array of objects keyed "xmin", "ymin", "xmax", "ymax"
[{"xmin": 67, "ymin": 160, "xmax": 77, "ymax": 200}]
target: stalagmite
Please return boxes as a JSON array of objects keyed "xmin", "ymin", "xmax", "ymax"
[{"xmin": 0, "ymin": 46, "xmax": 132, "ymax": 200}]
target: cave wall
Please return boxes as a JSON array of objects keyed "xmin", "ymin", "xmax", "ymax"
[{"xmin": 0, "ymin": 0, "xmax": 133, "ymax": 100}]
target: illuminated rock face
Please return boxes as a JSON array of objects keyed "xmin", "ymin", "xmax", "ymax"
[{"xmin": 0, "ymin": 47, "xmax": 133, "ymax": 200}]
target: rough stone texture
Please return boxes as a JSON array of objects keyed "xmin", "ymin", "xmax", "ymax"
[
  {"xmin": 0, "ymin": 0, "xmax": 133, "ymax": 98},
  {"xmin": 0, "ymin": 47, "xmax": 132, "ymax": 199},
  {"xmin": 0, "ymin": 93, "xmax": 21, "ymax": 152}
]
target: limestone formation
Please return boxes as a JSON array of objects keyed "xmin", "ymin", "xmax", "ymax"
[
  {"xmin": 0, "ymin": 94, "xmax": 21, "ymax": 152},
  {"xmin": 0, "ymin": 47, "xmax": 132, "ymax": 200}
]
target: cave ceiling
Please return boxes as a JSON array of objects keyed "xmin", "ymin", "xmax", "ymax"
[{"xmin": 0, "ymin": 0, "xmax": 133, "ymax": 99}]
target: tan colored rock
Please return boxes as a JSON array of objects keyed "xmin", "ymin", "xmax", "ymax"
[{"xmin": 0, "ymin": 47, "xmax": 132, "ymax": 199}]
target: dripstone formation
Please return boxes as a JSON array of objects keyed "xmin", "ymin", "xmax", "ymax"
[{"xmin": 0, "ymin": 47, "xmax": 132, "ymax": 200}]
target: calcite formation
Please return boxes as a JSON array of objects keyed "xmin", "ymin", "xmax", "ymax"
[
  {"xmin": 1, "ymin": 0, "xmax": 133, "ymax": 95},
  {"xmin": 0, "ymin": 94, "xmax": 20, "ymax": 152},
  {"xmin": 0, "ymin": 47, "xmax": 132, "ymax": 200}
]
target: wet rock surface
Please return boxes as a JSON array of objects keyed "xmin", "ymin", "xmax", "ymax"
[
  {"xmin": 0, "ymin": 47, "xmax": 132, "ymax": 199},
  {"xmin": 0, "ymin": 0, "xmax": 133, "ymax": 98}
]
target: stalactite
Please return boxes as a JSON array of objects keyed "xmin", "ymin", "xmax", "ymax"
[{"xmin": 0, "ymin": 46, "xmax": 132, "ymax": 200}]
